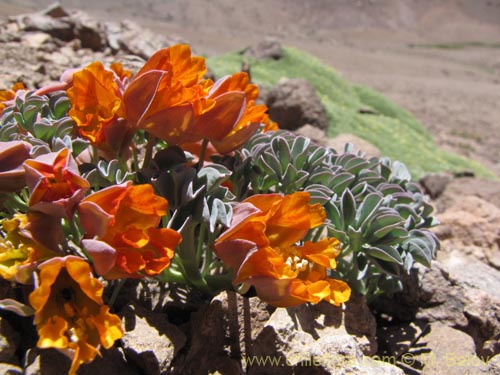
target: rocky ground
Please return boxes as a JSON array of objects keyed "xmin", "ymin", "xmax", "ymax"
[{"xmin": 1, "ymin": 2, "xmax": 500, "ymax": 375}]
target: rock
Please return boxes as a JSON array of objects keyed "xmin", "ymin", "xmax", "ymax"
[
  {"xmin": 0, "ymin": 317, "xmax": 20, "ymax": 362},
  {"xmin": 79, "ymin": 347, "xmax": 140, "ymax": 375},
  {"xmin": 436, "ymin": 177, "xmax": 500, "ymax": 211},
  {"xmin": 488, "ymin": 354, "xmax": 500, "ymax": 374},
  {"xmin": 441, "ymin": 252, "xmax": 500, "ymax": 357},
  {"xmin": 266, "ymin": 78, "xmax": 329, "ymax": 132},
  {"xmin": 377, "ymin": 320, "xmax": 428, "ymax": 359},
  {"xmin": 17, "ymin": 14, "xmax": 75, "ymax": 42},
  {"xmin": 108, "ymin": 20, "xmax": 176, "ymax": 59},
  {"xmin": 419, "ymin": 172, "xmax": 453, "ymax": 199},
  {"xmin": 120, "ymin": 304, "xmax": 186, "ymax": 375},
  {"xmin": 435, "ymin": 196, "xmax": 500, "ymax": 269},
  {"xmin": 416, "ymin": 262, "xmax": 468, "ymax": 326},
  {"xmin": 72, "ymin": 11, "xmax": 107, "ymax": 51},
  {"xmin": 42, "ymin": 3, "xmax": 70, "ymax": 18},
  {"xmin": 23, "ymin": 347, "xmax": 71, "ymax": 375},
  {"xmin": 22, "ymin": 32, "xmax": 51, "ymax": 49},
  {"xmin": 294, "ymin": 124, "xmax": 327, "ymax": 146},
  {"xmin": 23, "ymin": 345, "xmax": 139, "ymax": 375},
  {"xmin": 413, "ymin": 253, "xmax": 500, "ymax": 358},
  {"xmin": 243, "ymin": 38, "xmax": 283, "ymax": 60},
  {"xmin": 413, "ymin": 323, "xmax": 489, "ymax": 375},
  {"xmin": 0, "ymin": 363, "xmax": 22, "ymax": 375},
  {"xmin": 327, "ymin": 133, "xmax": 382, "ymax": 158},
  {"xmin": 250, "ymin": 307, "xmax": 402, "ymax": 375},
  {"xmin": 172, "ymin": 291, "xmax": 274, "ymax": 375}
]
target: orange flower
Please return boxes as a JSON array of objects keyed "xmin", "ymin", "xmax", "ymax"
[
  {"xmin": 78, "ymin": 182, "xmax": 181, "ymax": 279},
  {"xmin": 67, "ymin": 61, "xmax": 131, "ymax": 155},
  {"xmin": 29, "ymin": 256, "xmax": 123, "ymax": 375},
  {"xmin": 122, "ymin": 44, "xmax": 217, "ymax": 145},
  {"xmin": 214, "ymin": 192, "xmax": 351, "ymax": 307},
  {"xmin": 0, "ymin": 82, "xmax": 25, "ymax": 114},
  {"xmin": 24, "ymin": 148, "xmax": 90, "ymax": 219}
]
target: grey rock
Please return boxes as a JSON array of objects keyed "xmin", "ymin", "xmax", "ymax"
[
  {"xmin": 120, "ymin": 304, "xmax": 186, "ymax": 375},
  {"xmin": 266, "ymin": 78, "xmax": 329, "ymax": 132}
]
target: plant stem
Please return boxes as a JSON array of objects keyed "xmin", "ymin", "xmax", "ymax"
[
  {"xmin": 108, "ymin": 278, "xmax": 126, "ymax": 308},
  {"xmin": 197, "ymin": 138, "xmax": 209, "ymax": 170},
  {"xmin": 142, "ymin": 132, "xmax": 156, "ymax": 169}
]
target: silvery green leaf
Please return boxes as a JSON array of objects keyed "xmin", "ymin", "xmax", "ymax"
[
  {"xmin": 347, "ymin": 225, "xmax": 362, "ymax": 252},
  {"xmin": 365, "ymin": 245, "xmax": 403, "ymax": 265},
  {"xmin": 52, "ymin": 96, "xmax": 71, "ymax": 118},
  {"xmin": 307, "ymin": 147, "xmax": 328, "ymax": 168},
  {"xmin": 272, "ymin": 136, "xmax": 291, "ymax": 172},
  {"xmin": 330, "ymin": 172, "xmax": 355, "ymax": 194},
  {"xmin": 343, "ymin": 156, "xmax": 370, "ymax": 174},
  {"xmin": 391, "ymin": 161, "xmax": 412, "ymax": 182},
  {"xmin": 0, "ymin": 299, "xmax": 34, "ymax": 317},
  {"xmin": 355, "ymin": 192, "xmax": 383, "ymax": 229},
  {"xmin": 198, "ymin": 165, "xmax": 231, "ymax": 192},
  {"xmin": 324, "ymin": 201, "xmax": 343, "ymax": 230},
  {"xmin": 22, "ymin": 105, "xmax": 39, "ymax": 128},
  {"xmin": 264, "ymin": 152, "xmax": 283, "ymax": 176},
  {"xmin": 351, "ymin": 181, "xmax": 368, "ymax": 198},
  {"xmin": 403, "ymin": 252, "xmax": 414, "ymax": 272},
  {"xmin": 341, "ymin": 189, "xmax": 356, "ymax": 227},
  {"xmin": 305, "ymin": 184, "xmax": 333, "ymax": 204},
  {"xmin": 32, "ymin": 121, "xmax": 54, "ymax": 140}
]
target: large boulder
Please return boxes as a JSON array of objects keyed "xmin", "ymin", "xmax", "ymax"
[{"xmin": 266, "ymin": 78, "xmax": 329, "ymax": 132}]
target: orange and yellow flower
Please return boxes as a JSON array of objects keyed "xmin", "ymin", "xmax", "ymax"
[
  {"xmin": 0, "ymin": 213, "xmax": 59, "ymax": 282},
  {"xmin": 214, "ymin": 192, "xmax": 351, "ymax": 307},
  {"xmin": 29, "ymin": 256, "xmax": 123, "ymax": 375},
  {"xmin": 24, "ymin": 148, "xmax": 90, "ymax": 219},
  {"xmin": 78, "ymin": 182, "xmax": 181, "ymax": 279},
  {"xmin": 66, "ymin": 61, "xmax": 134, "ymax": 158}
]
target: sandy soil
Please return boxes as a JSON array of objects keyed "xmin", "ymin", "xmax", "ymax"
[{"xmin": 1, "ymin": 0, "xmax": 500, "ymax": 175}]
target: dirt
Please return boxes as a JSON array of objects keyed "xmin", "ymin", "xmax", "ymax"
[{"xmin": 1, "ymin": 0, "xmax": 500, "ymax": 176}]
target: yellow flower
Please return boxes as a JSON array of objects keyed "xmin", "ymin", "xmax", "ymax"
[
  {"xmin": 214, "ymin": 192, "xmax": 351, "ymax": 307},
  {"xmin": 29, "ymin": 256, "xmax": 123, "ymax": 375},
  {"xmin": 0, "ymin": 213, "xmax": 59, "ymax": 283}
]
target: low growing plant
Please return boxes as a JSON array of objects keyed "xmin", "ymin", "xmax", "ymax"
[{"xmin": 0, "ymin": 44, "xmax": 438, "ymax": 373}]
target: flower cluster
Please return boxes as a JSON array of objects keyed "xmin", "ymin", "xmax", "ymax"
[{"xmin": 0, "ymin": 44, "xmax": 353, "ymax": 373}]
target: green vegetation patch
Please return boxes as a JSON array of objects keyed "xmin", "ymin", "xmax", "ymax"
[{"xmin": 207, "ymin": 47, "xmax": 494, "ymax": 179}]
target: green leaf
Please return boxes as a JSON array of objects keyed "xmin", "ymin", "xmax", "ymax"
[
  {"xmin": 365, "ymin": 245, "xmax": 403, "ymax": 264},
  {"xmin": 355, "ymin": 192, "xmax": 383, "ymax": 229},
  {"xmin": 0, "ymin": 298, "xmax": 34, "ymax": 316},
  {"xmin": 341, "ymin": 189, "xmax": 356, "ymax": 228}
]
